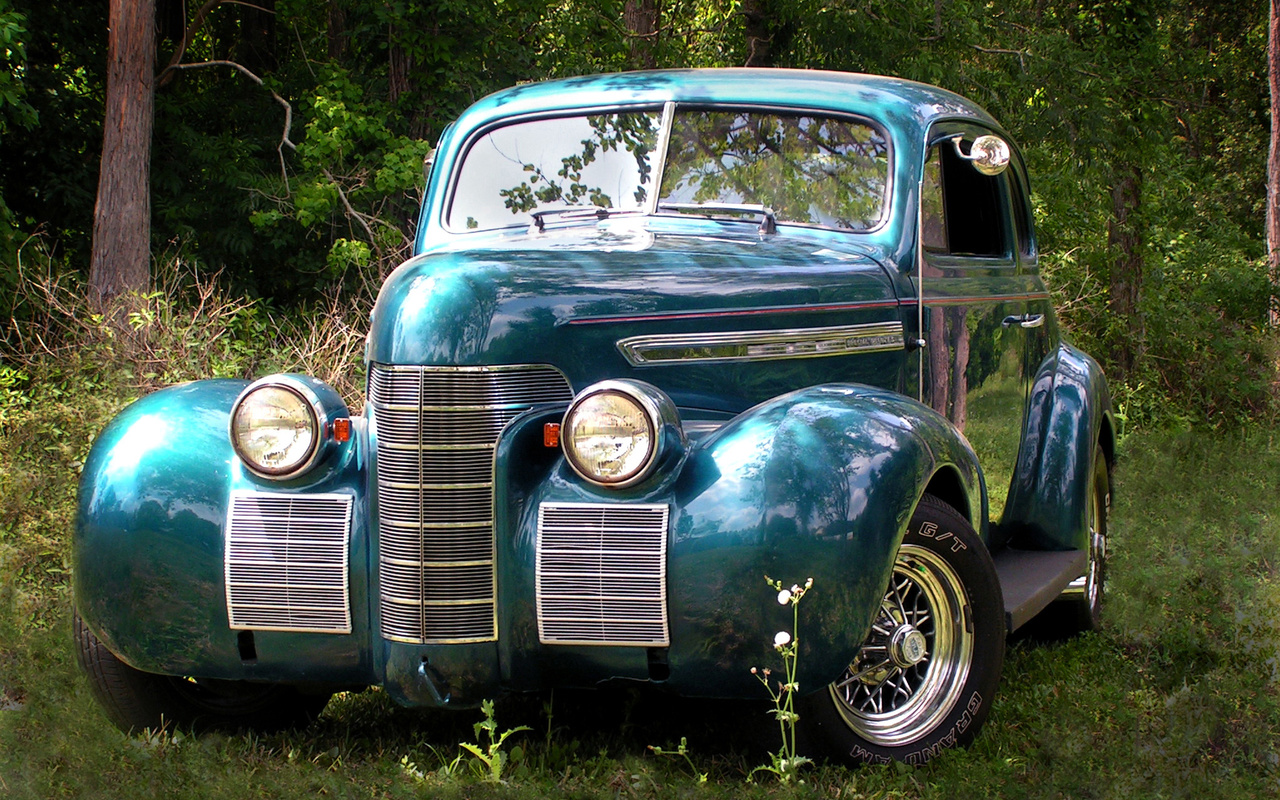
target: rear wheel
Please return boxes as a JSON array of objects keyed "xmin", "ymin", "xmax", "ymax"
[
  {"xmin": 802, "ymin": 495, "xmax": 1004, "ymax": 765},
  {"xmin": 75, "ymin": 613, "xmax": 330, "ymax": 734},
  {"xmin": 1059, "ymin": 444, "xmax": 1110, "ymax": 631}
]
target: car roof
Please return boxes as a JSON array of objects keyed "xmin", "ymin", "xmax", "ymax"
[{"xmin": 452, "ymin": 68, "xmax": 1001, "ymax": 138}]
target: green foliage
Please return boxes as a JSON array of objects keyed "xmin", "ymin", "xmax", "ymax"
[
  {"xmin": 1, "ymin": 0, "xmax": 1276, "ymax": 424},
  {"xmin": 647, "ymin": 736, "xmax": 708, "ymax": 784}
]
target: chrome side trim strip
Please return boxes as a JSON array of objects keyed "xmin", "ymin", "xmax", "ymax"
[{"xmin": 616, "ymin": 321, "xmax": 905, "ymax": 366}]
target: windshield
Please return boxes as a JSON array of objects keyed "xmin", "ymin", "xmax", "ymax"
[{"xmin": 446, "ymin": 106, "xmax": 890, "ymax": 233}]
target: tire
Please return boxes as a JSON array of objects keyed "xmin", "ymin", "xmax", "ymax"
[
  {"xmin": 801, "ymin": 494, "xmax": 1004, "ymax": 765},
  {"xmin": 1060, "ymin": 444, "xmax": 1110, "ymax": 631},
  {"xmin": 74, "ymin": 613, "xmax": 331, "ymax": 734}
]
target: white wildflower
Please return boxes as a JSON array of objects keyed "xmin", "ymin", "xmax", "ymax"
[
  {"xmin": 774, "ymin": 630, "xmax": 791, "ymax": 647},
  {"xmin": 777, "ymin": 589, "xmax": 792, "ymax": 605}
]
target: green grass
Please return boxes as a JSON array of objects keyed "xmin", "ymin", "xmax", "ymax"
[{"xmin": 3, "ymin": 366, "xmax": 1279, "ymax": 798}]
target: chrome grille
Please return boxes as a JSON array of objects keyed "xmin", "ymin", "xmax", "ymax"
[
  {"xmin": 224, "ymin": 491, "xmax": 352, "ymax": 633},
  {"xmin": 371, "ymin": 364, "xmax": 574, "ymax": 643},
  {"xmin": 536, "ymin": 502, "xmax": 670, "ymax": 646}
]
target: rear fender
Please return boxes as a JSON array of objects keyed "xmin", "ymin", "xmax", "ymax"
[{"xmin": 1003, "ymin": 343, "xmax": 1114, "ymax": 551}]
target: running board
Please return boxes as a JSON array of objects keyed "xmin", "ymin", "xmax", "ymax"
[{"xmin": 992, "ymin": 548, "xmax": 1087, "ymax": 633}]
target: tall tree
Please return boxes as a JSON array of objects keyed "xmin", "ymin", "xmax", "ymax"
[
  {"xmin": 1269, "ymin": 0, "xmax": 1280, "ymax": 324},
  {"xmin": 88, "ymin": 0, "xmax": 155, "ymax": 305}
]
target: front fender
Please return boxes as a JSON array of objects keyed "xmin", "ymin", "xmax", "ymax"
[
  {"xmin": 73, "ymin": 379, "xmax": 372, "ymax": 685},
  {"xmin": 1003, "ymin": 343, "xmax": 1114, "ymax": 551},
  {"xmin": 498, "ymin": 383, "xmax": 984, "ymax": 697},
  {"xmin": 668, "ymin": 384, "xmax": 984, "ymax": 694}
]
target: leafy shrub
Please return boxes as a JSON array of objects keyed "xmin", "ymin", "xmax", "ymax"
[{"xmin": 0, "ymin": 245, "xmax": 371, "ymax": 626}]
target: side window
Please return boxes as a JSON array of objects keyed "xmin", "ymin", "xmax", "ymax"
[{"xmin": 919, "ymin": 138, "xmax": 1011, "ymax": 258}]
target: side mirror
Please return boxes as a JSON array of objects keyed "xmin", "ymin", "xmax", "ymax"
[{"xmin": 951, "ymin": 135, "xmax": 1010, "ymax": 176}]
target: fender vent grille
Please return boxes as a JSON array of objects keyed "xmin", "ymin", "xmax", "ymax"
[
  {"xmin": 536, "ymin": 502, "xmax": 670, "ymax": 646},
  {"xmin": 224, "ymin": 491, "xmax": 352, "ymax": 633},
  {"xmin": 370, "ymin": 364, "xmax": 574, "ymax": 644}
]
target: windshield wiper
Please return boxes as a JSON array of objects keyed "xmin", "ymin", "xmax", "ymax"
[
  {"xmin": 656, "ymin": 202, "xmax": 777, "ymax": 234},
  {"xmin": 529, "ymin": 206, "xmax": 636, "ymax": 233}
]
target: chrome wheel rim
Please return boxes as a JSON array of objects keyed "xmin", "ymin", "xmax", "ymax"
[
  {"xmin": 1083, "ymin": 475, "xmax": 1108, "ymax": 611},
  {"xmin": 829, "ymin": 544, "xmax": 973, "ymax": 746}
]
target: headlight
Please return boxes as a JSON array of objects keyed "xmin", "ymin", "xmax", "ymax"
[
  {"xmin": 230, "ymin": 378, "xmax": 322, "ymax": 478},
  {"xmin": 562, "ymin": 380, "xmax": 683, "ymax": 488}
]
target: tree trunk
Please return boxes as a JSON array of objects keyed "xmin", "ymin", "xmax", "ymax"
[
  {"xmin": 89, "ymin": 0, "xmax": 156, "ymax": 306},
  {"xmin": 742, "ymin": 0, "xmax": 791, "ymax": 67},
  {"xmin": 949, "ymin": 307, "xmax": 969, "ymax": 431},
  {"xmin": 327, "ymin": 0, "xmax": 347, "ymax": 60},
  {"xmin": 1107, "ymin": 165, "xmax": 1143, "ymax": 378},
  {"xmin": 928, "ymin": 306, "xmax": 949, "ymax": 418},
  {"xmin": 1268, "ymin": 0, "xmax": 1280, "ymax": 325},
  {"xmin": 624, "ymin": 0, "xmax": 658, "ymax": 69}
]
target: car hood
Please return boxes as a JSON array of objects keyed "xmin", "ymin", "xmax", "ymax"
[{"xmin": 367, "ymin": 225, "xmax": 906, "ymax": 412}]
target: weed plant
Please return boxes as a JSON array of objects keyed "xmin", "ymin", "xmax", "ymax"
[{"xmin": 749, "ymin": 576, "xmax": 814, "ymax": 784}]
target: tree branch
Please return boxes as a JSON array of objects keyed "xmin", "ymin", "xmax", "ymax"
[
  {"xmin": 971, "ymin": 44, "xmax": 1029, "ymax": 70},
  {"xmin": 158, "ymin": 0, "xmax": 277, "ymax": 87},
  {"xmin": 164, "ymin": 60, "xmax": 295, "ymax": 187},
  {"xmin": 322, "ymin": 168, "xmax": 381, "ymax": 259}
]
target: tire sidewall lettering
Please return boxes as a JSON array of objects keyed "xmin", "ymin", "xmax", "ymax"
[
  {"xmin": 916, "ymin": 520, "xmax": 968, "ymax": 553},
  {"xmin": 897, "ymin": 691, "xmax": 984, "ymax": 765}
]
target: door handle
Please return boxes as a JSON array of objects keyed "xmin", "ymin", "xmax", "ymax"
[{"xmin": 1002, "ymin": 313, "xmax": 1045, "ymax": 329}]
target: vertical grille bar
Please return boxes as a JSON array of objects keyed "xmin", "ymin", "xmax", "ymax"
[{"xmin": 371, "ymin": 364, "xmax": 573, "ymax": 643}]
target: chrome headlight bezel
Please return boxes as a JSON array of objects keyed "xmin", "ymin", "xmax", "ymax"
[
  {"xmin": 229, "ymin": 376, "xmax": 328, "ymax": 480},
  {"xmin": 561, "ymin": 380, "xmax": 683, "ymax": 489}
]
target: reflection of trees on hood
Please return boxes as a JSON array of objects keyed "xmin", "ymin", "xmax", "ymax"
[
  {"xmin": 658, "ymin": 111, "xmax": 889, "ymax": 230},
  {"xmin": 499, "ymin": 112, "xmax": 660, "ymax": 214}
]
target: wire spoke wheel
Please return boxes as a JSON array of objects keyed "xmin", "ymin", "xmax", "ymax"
[
  {"xmin": 829, "ymin": 544, "xmax": 973, "ymax": 745},
  {"xmin": 1059, "ymin": 443, "xmax": 1111, "ymax": 632},
  {"xmin": 803, "ymin": 495, "xmax": 1003, "ymax": 765}
]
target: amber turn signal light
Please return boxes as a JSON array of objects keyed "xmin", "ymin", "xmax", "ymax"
[
  {"xmin": 543, "ymin": 423, "xmax": 561, "ymax": 448},
  {"xmin": 331, "ymin": 418, "xmax": 352, "ymax": 442}
]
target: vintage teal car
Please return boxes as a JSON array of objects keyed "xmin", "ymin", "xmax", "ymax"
[{"xmin": 74, "ymin": 69, "xmax": 1115, "ymax": 765}]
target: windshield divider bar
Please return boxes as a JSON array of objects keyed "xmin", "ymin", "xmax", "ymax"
[{"xmin": 647, "ymin": 101, "xmax": 677, "ymax": 216}]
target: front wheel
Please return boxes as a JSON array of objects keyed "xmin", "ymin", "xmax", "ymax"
[
  {"xmin": 802, "ymin": 494, "xmax": 1004, "ymax": 765},
  {"xmin": 75, "ymin": 613, "xmax": 331, "ymax": 734}
]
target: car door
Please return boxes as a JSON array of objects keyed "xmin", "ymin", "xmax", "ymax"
[{"xmin": 916, "ymin": 125, "xmax": 1048, "ymax": 529}]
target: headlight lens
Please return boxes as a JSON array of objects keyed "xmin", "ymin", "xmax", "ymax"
[
  {"xmin": 563, "ymin": 389, "xmax": 655, "ymax": 485},
  {"xmin": 230, "ymin": 383, "xmax": 319, "ymax": 477}
]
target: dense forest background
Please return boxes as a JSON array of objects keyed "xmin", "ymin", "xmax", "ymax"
[{"xmin": 0, "ymin": 0, "xmax": 1274, "ymax": 426}]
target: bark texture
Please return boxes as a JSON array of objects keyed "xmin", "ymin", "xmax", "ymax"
[
  {"xmin": 624, "ymin": 0, "xmax": 659, "ymax": 69},
  {"xmin": 1107, "ymin": 165, "xmax": 1143, "ymax": 378},
  {"xmin": 1269, "ymin": 0, "xmax": 1280, "ymax": 325},
  {"xmin": 89, "ymin": 0, "xmax": 156, "ymax": 305}
]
